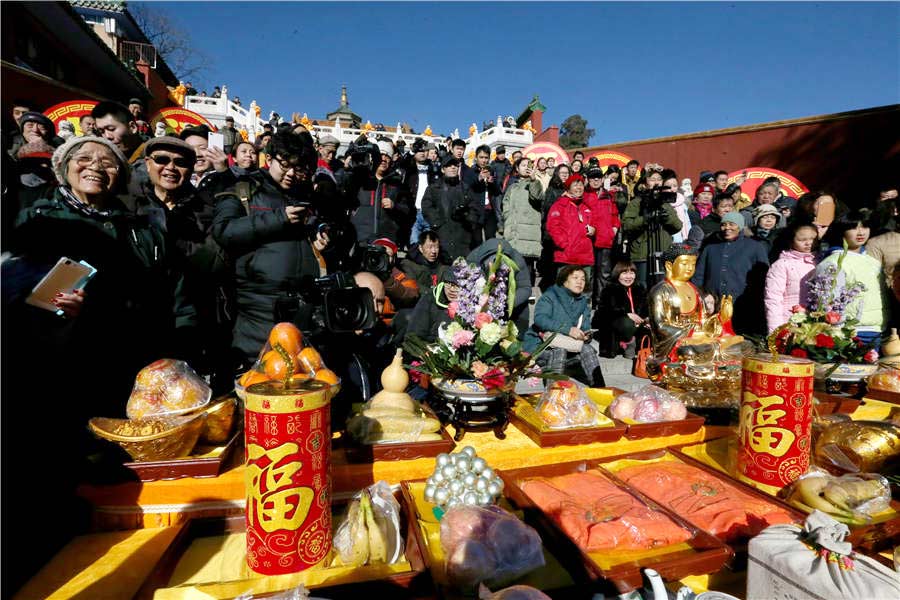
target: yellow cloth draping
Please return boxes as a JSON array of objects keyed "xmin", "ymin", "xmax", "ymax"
[
  {"xmin": 13, "ymin": 527, "xmax": 179, "ymax": 600},
  {"xmin": 78, "ymin": 423, "xmax": 728, "ymax": 530}
]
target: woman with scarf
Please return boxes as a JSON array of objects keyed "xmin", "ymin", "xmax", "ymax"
[{"xmin": 3, "ymin": 137, "xmax": 195, "ymax": 576}]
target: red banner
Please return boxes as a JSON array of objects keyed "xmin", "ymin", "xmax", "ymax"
[
  {"xmin": 727, "ymin": 167, "xmax": 808, "ymax": 200},
  {"xmin": 43, "ymin": 100, "xmax": 98, "ymax": 136},
  {"xmin": 520, "ymin": 142, "xmax": 569, "ymax": 165},
  {"xmin": 584, "ymin": 149, "xmax": 634, "ymax": 170},
  {"xmin": 149, "ymin": 107, "xmax": 216, "ymax": 135}
]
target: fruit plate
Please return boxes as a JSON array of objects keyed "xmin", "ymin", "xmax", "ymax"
[
  {"xmin": 400, "ymin": 480, "xmax": 593, "ymax": 599},
  {"xmin": 509, "ymin": 393, "xmax": 627, "ymax": 447},
  {"xmin": 584, "ymin": 387, "xmax": 706, "ymax": 440},
  {"xmin": 594, "ymin": 448, "xmax": 806, "ymax": 563},
  {"xmin": 497, "ymin": 460, "xmax": 732, "ymax": 594},
  {"xmin": 135, "ymin": 487, "xmax": 433, "ymax": 600},
  {"xmin": 340, "ymin": 406, "xmax": 455, "ymax": 463}
]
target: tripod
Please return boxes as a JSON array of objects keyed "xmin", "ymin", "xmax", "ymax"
[{"xmin": 643, "ymin": 205, "xmax": 667, "ymax": 289}]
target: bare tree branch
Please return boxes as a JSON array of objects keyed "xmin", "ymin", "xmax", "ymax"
[{"xmin": 129, "ymin": 2, "xmax": 212, "ymax": 84}]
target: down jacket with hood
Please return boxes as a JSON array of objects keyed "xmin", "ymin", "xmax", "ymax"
[
  {"xmin": 546, "ymin": 195, "xmax": 595, "ymax": 265},
  {"xmin": 764, "ymin": 249, "xmax": 816, "ymax": 332},
  {"xmin": 500, "ymin": 176, "xmax": 544, "ymax": 257}
]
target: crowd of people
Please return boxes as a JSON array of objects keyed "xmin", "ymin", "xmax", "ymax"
[
  {"xmin": 2, "ymin": 94, "xmax": 899, "ymax": 588},
  {"xmin": 3, "ymin": 97, "xmax": 900, "ymax": 404}
]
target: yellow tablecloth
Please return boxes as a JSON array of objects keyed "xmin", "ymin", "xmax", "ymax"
[
  {"xmin": 35, "ymin": 396, "xmax": 896, "ymax": 599},
  {"xmin": 78, "ymin": 423, "xmax": 728, "ymax": 530}
]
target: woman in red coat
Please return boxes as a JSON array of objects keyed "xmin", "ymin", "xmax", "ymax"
[
  {"xmin": 546, "ymin": 174, "xmax": 595, "ymax": 280},
  {"xmin": 584, "ymin": 167, "xmax": 621, "ymax": 302}
]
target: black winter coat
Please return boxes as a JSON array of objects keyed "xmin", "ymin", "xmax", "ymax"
[
  {"xmin": 7, "ymin": 188, "xmax": 196, "ymax": 416},
  {"xmin": 350, "ymin": 175, "xmax": 408, "ymax": 245},
  {"xmin": 421, "ymin": 178, "xmax": 481, "ymax": 260},
  {"xmin": 212, "ymin": 172, "xmax": 322, "ymax": 359},
  {"xmin": 592, "ymin": 282, "xmax": 648, "ymax": 354}
]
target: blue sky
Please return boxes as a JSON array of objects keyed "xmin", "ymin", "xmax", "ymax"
[{"xmin": 151, "ymin": 1, "xmax": 899, "ymax": 145}]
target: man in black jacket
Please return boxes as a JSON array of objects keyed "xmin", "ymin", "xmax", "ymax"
[
  {"xmin": 212, "ymin": 130, "xmax": 330, "ymax": 364},
  {"xmin": 464, "ymin": 144, "xmax": 502, "ymax": 244},
  {"xmin": 350, "ymin": 140, "xmax": 409, "ymax": 245},
  {"xmin": 421, "ymin": 155, "xmax": 481, "ymax": 260},
  {"xmin": 490, "ymin": 145, "xmax": 513, "ymax": 193},
  {"xmin": 403, "ymin": 137, "xmax": 438, "ymax": 247}
]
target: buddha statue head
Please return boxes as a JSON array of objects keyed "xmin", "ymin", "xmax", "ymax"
[{"xmin": 663, "ymin": 243, "xmax": 699, "ymax": 282}]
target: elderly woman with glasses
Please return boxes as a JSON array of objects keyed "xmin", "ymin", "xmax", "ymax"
[{"xmin": 6, "ymin": 136, "xmax": 196, "ymax": 417}]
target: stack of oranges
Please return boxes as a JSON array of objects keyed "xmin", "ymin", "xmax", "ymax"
[{"xmin": 238, "ymin": 323, "xmax": 339, "ymax": 388}]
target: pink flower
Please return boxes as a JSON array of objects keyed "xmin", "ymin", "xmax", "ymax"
[
  {"xmin": 474, "ymin": 312, "xmax": 493, "ymax": 329},
  {"xmin": 471, "ymin": 360, "xmax": 489, "ymax": 378},
  {"xmin": 447, "ymin": 301, "xmax": 458, "ymax": 318},
  {"xmin": 791, "ymin": 305, "xmax": 806, "ymax": 314},
  {"xmin": 864, "ymin": 350, "xmax": 879, "ymax": 364},
  {"xmin": 824, "ymin": 311, "xmax": 841, "ymax": 325},
  {"xmin": 451, "ymin": 329, "xmax": 475, "ymax": 348}
]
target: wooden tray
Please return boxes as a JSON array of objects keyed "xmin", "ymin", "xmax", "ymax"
[
  {"xmin": 583, "ymin": 387, "xmax": 706, "ymax": 440},
  {"xmin": 814, "ymin": 391, "xmax": 862, "ymax": 415},
  {"xmin": 497, "ymin": 460, "xmax": 732, "ymax": 593},
  {"xmin": 399, "ymin": 480, "xmax": 593, "ymax": 599},
  {"xmin": 509, "ymin": 393, "xmax": 627, "ymax": 447},
  {"xmin": 123, "ymin": 429, "xmax": 241, "ymax": 482},
  {"xmin": 621, "ymin": 411, "xmax": 705, "ymax": 440},
  {"xmin": 341, "ymin": 407, "xmax": 455, "ymax": 462},
  {"xmin": 865, "ymin": 387, "xmax": 900, "ymax": 405},
  {"xmin": 135, "ymin": 487, "xmax": 433, "ymax": 600},
  {"xmin": 596, "ymin": 448, "xmax": 807, "ymax": 563}
]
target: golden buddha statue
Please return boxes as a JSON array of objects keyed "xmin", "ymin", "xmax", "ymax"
[{"xmin": 648, "ymin": 243, "xmax": 753, "ymax": 405}]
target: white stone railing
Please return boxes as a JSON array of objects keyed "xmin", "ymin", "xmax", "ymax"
[{"xmin": 181, "ymin": 94, "xmax": 533, "ymax": 154}]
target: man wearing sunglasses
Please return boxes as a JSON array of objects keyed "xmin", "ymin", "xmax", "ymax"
[{"xmin": 213, "ymin": 130, "xmax": 330, "ymax": 364}]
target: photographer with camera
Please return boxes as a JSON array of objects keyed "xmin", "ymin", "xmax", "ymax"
[
  {"xmin": 421, "ymin": 155, "xmax": 481, "ymax": 260},
  {"xmin": 365, "ymin": 237, "xmax": 419, "ymax": 311},
  {"xmin": 463, "ymin": 144, "xmax": 503, "ymax": 243},
  {"xmin": 212, "ymin": 130, "xmax": 329, "ymax": 364},
  {"xmin": 621, "ymin": 167, "xmax": 684, "ymax": 287},
  {"xmin": 348, "ymin": 139, "xmax": 410, "ymax": 245}
]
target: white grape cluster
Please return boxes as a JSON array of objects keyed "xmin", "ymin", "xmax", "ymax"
[{"xmin": 423, "ymin": 446, "xmax": 504, "ymax": 508}]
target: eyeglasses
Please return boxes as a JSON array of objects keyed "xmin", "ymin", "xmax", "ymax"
[
  {"xmin": 149, "ymin": 154, "xmax": 192, "ymax": 168},
  {"xmin": 72, "ymin": 154, "xmax": 120, "ymax": 172},
  {"xmin": 273, "ymin": 156, "xmax": 309, "ymax": 174}
]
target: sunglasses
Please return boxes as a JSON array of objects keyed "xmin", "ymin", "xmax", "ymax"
[{"xmin": 149, "ymin": 154, "xmax": 192, "ymax": 168}]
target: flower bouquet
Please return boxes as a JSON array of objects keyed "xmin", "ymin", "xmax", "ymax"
[
  {"xmin": 403, "ymin": 247, "xmax": 555, "ymax": 394},
  {"xmin": 769, "ymin": 251, "xmax": 877, "ymax": 379}
]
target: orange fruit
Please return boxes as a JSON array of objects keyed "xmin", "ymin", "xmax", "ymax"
[
  {"xmin": 314, "ymin": 368, "xmax": 339, "ymax": 385},
  {"xmin": 240, "ymin": 370, "xmax": 269, "ymax": 387},
  {"xmin": 268, "ymin": 322, "xmax": 303, "ymax": 356},
  {"xmin": 262, "ymin": 349, "xmax": 295, "ymax": 381},
  {"xmin": 298, "ymin": 347, "xmax": 323, "ymax": 372}
]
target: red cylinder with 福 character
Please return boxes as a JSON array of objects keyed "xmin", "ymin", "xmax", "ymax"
[
  {"xmin": 737, "ymin": 354, "xmax": 815, "ymax": 495},
  {"xmin": 244, "ymin": 379, "xmax": 336, "ymax": 575}
]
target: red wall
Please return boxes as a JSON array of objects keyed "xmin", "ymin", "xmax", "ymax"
[{"xmin": 577, "ymin": 105, "xmax": 900, "ymax": 206}]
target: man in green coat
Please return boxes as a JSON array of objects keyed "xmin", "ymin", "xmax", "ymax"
[{"xmin": 622, "ymin": 170, "xmax": 684, "ymax": 287}]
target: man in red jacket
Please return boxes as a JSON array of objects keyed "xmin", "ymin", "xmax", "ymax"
[
  {"xmin": 583, "ymin": 167, "xmax": 621, "ymax": 302},
  {"xmin": 546, "ymin": 174, "xmax": 595, "ymax": 280}
]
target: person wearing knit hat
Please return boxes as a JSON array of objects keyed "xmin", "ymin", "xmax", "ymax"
[
  {"xmin": 692, "ymin": 182, "xmax": 716, "ymax": 221},
  {"xmin": 51, "ymin": 135, "xmax": 130, "ymax": 192},
  {"xmin": 751, "ymin": 203, "xmax": 782, "ymax": 255},
  {"xmin": 691, "ymin": 208, "xmax": 770, "ymax": 335}
]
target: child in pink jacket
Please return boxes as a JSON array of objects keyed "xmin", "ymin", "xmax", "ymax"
[{"xmin": 764, "ymin": 224, "xmax": 819, "ymax": 332}]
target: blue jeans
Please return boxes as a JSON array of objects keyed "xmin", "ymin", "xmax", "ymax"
[{"xmin": 410, "ymin": 210, "xmax": 431, "ymax": 246}]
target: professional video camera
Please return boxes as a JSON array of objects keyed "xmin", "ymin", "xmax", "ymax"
[
  {"xmin": 347, "ymin": 136, "xmax": 380, "ymax": 175},
  {"xmin": 275, "ymin": 271, "xmax": 377, "ymax": 334},
  {"xmin": 360, "ymin": 243, "xmax": 392, "ymax": 280},
  {"xmin": 641, "ymin": 187, "xmax": 677, "ymax": 220}
]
